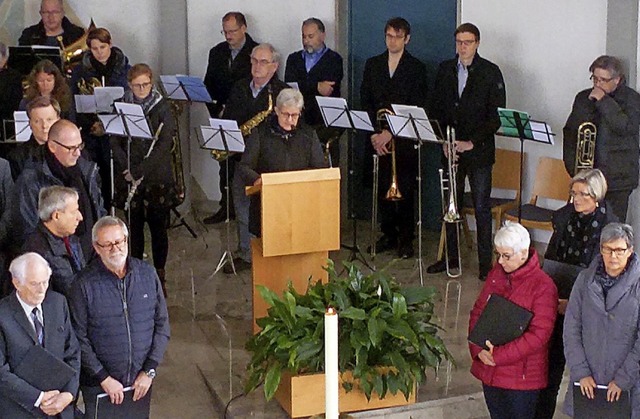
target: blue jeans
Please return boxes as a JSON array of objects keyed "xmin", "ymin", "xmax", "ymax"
[
  {"xmin": 232, "ymin": 171, "xmax": 253, "ymax": 262},
  {"xmin": 483, "ymin": 384, "xmax": 539, "ymax": 419},
  {"xmin": 446, "ymin": 164, "xmax": 493, "ymax": 273}
]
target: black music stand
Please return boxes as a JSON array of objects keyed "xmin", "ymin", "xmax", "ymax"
[
  {"xmin": 8, "ymin": 45, "xmax": 62, "ymax": 75},
  {"xmin": 317, "ymin": 96, "xmax": 374, "ymax": 270},
  {"xmin": 497, "ymin": 108, "xmax": 554, "ymax": 222},
  {"xmin": 160, "ymin": 75, "xmax": 213, "ymax": 238},
  {"xmin": 197, "ymin": 119, "xmax": 244, "ymax": 276},
  {"xmin": 386, "ymin": 105, "xmax": 443, "ymax": 285}
]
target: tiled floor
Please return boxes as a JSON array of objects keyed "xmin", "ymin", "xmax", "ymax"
[{"xmin": 149, "ymin": 191, "xmax": 570, "ymax": 418}]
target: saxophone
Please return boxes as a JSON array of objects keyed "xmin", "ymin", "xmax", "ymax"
[{"xmin": 211, "ymin": 89, "xmax": 273, "ymax": 161}]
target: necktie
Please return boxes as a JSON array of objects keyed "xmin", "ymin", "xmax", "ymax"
[
  {"xmin": 63, "ymin": 236, "xmax": 82, "ymax": 272},
  {"xmin": 31, "ymin": 307, "xmax": 44, "ymax": 346}
]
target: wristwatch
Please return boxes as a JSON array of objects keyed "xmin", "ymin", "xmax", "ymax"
[{"xmin": 145, "ymin": 368, "xmax": 156, "ymax": 379}]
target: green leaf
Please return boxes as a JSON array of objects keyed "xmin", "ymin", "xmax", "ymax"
[
  {"xmin": 392, "ymin": 293, "xmax": 408, "ymax": 318},
  {"xmin": 340, "ymin": 307, "xmax": 367, "ymax": 320},
  {"xmin": 296, "ymin": 340, "xmax": 322, "ymax": 363},
  {"xmin": 257, "ymin": 285, "xmax": 281, "ymax": 308},
  {"xmin": 367, "ymin": 317, "xmax": 384, "ymax": 346},
  {"xmin": 401, "ymin": 286, "xmax": 437, "ymax": 306},
  {"xmin": 386, "ymin": 318, "xmax": 419, "ymax": 347},
  {"xmin": 264, "ymin": 363, "xmax": 282, "ymax": 401}
]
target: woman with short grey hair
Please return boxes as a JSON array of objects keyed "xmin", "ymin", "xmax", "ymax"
[
  {"xmin": 275, "ymin": 88, "xmax": 304, "ymax": 111},
  {"xmin": 563, "ymin": 222, "xmax": 640, "ymax": 417},
  {"xmin": 469, "ymin": 221, "xmax": 558, "ymax": 419}
]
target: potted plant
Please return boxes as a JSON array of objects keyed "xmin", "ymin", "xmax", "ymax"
[{"xmin": 245, "ymin": 260, "xmax": 453, "ymax": 416}]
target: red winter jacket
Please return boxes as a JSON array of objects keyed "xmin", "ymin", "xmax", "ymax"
[{"xmin": 469, "ymin": 249, "xmax": 558, "ymax": 390}]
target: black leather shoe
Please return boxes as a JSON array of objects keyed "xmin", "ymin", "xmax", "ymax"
[
  {"xmin": 223, "ymin": 258, "xmax": 251, "ymax": 274},
  {"xmin": 367, "ymin": 236, "xmax": 397, "ymax": 254},
  {"xmin": 426, "ymin": 259, "xmax": 459, "ymax": 274},
  {"xmin": 398, "ymin": 243, "xmax": 414, "ymax": 259},
  {"xmin": 204, "ymin": 208, "xmax": 235, "ymax": 224}
]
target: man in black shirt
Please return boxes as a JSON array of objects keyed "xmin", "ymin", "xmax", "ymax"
[
  {"xmin": 203, "ymin": 11, "xmax": 258, "ymax": 224},
  {"xmin": 19, "ymin": 0, "xmax": 84, "ymax": 47}
]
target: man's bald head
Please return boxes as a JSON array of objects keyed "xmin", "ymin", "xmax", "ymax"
[{"xmin": 47, "ymin": 119, "xmax": 83, "ymax": 167}]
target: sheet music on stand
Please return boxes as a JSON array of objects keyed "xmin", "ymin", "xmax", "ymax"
[
  {"xmin": 99, "ymin": 103, "xmax": 153, "ymax": 139},
  {"xmin": 497, "ymin": 107, "xmax": 555, "ymax": 144},
  {"xmin": 75, "ymin": 86, "xmax": 125, "ymax": 114},
  {"xmin": 316, "ymin": 96, "xmax": 374, "ymax": 131},
  {"xmin": 13, "ymin": 111, "xmax": 32, "ymax": 142},
  {"xmin": 198, "ymin": 119, "xmax": 245, "ymax": 153},
  {"xmin": 386, "ymin": 104, "xmax": 442, "ymax": 143},
  {"xmin": 160, "ymin": 75, "xmax": 213, "ymax": 103}
]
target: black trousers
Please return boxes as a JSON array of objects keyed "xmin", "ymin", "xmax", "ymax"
[
  {"xmin": 129, "ymin": 205, "xmax": 170, "ymax": 270},
  {"xmin": 377, "ymin": 140, "xmax": 417, "ymax": 243},
  {"xmin": 534, "ymin": 315, "xmax": 565, "ymax": 419},
  {"xmin": 605, "ymin": 189, "xmax": 632, "ymax": 222},
  {"xmin": 483, "ymin": 384, "xmax": 540, "ymax": 419}
]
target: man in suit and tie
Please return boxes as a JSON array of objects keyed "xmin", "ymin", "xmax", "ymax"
[{"xmin": 0, "ymin": 252, "xmax": 80, "ymax": 418}]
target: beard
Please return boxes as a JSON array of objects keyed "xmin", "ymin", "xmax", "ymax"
[{"xmin": 103, "ymin": 251, "xmax": 127, "ymax": 272}]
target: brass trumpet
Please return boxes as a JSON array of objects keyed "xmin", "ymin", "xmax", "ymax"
[
  {"xmin": 575, "ymin": 121, "xmax": 596, "ymax": 173},
  {"xmin": 375, "ymin": 108, "xmax": 403, "ymax": 201}
]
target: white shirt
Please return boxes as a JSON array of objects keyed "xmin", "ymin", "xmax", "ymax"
[{"xmin": 15, "ymin": 293, "xmax": 45, "ymax": 407}]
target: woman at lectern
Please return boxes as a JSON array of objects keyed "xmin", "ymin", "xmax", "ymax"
[
  {"xmin": 110, "ymin": 63, "xmax": 175, "ymax": 297},
  {"xmin": 20, "ymin": 59, "xmax": 74, "ymax": 120},
  {"xmin": 469, "ymin": 221, "xmax": 558, "ymax": 419},
  {"xmin": 535, "ymin": 168, "xmax": 617, "ymax": 418},
  {"xmin": 563, "ymin": 223, "xmax": 640, "ymax": 417},
  {"xmin": 237, "ymin": 88, "xmax": 326, "ymax": 238}
]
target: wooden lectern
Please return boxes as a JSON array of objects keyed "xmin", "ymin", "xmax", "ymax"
[{"xmin": 248, "ymin": 168, "xmax": 340, "ymax": 332}]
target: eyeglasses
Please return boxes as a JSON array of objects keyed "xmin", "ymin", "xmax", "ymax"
[
  {"xmin": 600, "ymin": 246, "xmax": 629, "ymax": 257},
  {"xmin": 590, "ymin": 74, "xmax": 614, "ymax": 84},
  {"xmin": 52, "ymin": 139, "xmax": 84, "ymax": 153},
  {"xmin": 385, "ymin": 33, "xmax": 406, "ymax": 41},
  {"xmin": 96, "ymin": 237, "xmax": 128, "ymax": 251},
  {"xmin": 494, "ymin": 251, "xmax": 514, "ymax": 261},
  {"xmin": 131, "ymin": 82, "xmax": 152, "ymax": 90},
  {"xmin": 455, "ymin": 39, "xmax": 477, "ymax": 46},
  {"xmin": 280, "ymin": 112, "xmax": 301, "ymax": 120},
  {"xmin": 250, "ymin": 58, "xmax": 273, "ymax": 66},
  {"xmin": 569, "ymin": 190, "xmax": 592, "ymax": 198},
  {"xmin": 40, "ymin": 10, "xmax": 63, "ymax": 16},
  {"xmin": 221, "ymin": 27, "xmax": 241, "ymax": 36}
]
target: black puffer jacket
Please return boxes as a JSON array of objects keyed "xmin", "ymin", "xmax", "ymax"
[
  {"xmin": 563, "ymin": 84, "xmax": 640, "ymax": 191},
  {"xmin": 69, "ymin": 257, "xmax": 170, "ymax": 387}
]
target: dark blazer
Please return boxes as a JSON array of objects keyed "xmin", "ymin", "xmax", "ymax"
[
  {"xmin": 203, "ymin": 34, "xmax": 259, "ymax": 117},
  {"xmin": 0, "ymin": 291, "xmax": 80, "ymax": 419},
  {"xmin": 431, "ymin": 53, "xmax": 506, "ymax": 169},
  {"xmin": 284, "ymin": 48, "xmax": 344, "ymax": 126},
  {"xmin": 23, "ymin": 223, "xmax": 86, "ymax": 298},
  {"xmin": 223, "ymin": 76, "xmax": 289, "ymax": 126}
]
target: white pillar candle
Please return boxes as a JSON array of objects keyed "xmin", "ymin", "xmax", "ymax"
[{"xmin": 325, "ymin": 307, "xmax": 339, "ymax": 419}]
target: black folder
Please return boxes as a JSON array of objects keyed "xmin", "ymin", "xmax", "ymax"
[
  {"xmin": 95, "ymin": 386, "xmax": 151, "ymax": 419},
  {"xmin": 573, "ymin": 382, "xmax": 631, "ymax": 419},
  {"xmin": 468, "ymin": 293, "xmax": 533, "ymax": 350},
  {"xmin": 543, "ymin": 259, "xmax": 584, "ymax": 300},
  {"xmin": 13, "ymin": 344, "xmax": 76, "ymax": 390}
]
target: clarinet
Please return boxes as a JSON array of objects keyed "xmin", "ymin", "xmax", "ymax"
[{"xmin": 123, "ymin": 122, "xmax": 164, "ymax": 211}]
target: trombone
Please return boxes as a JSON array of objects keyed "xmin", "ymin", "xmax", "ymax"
[
  {"xmin": 438, "ymin": 126, "xmax": 462, "ymax": 278},
  {"xmin": 575, "ymin": 122, "xmax": 596, "ymax": 173}
]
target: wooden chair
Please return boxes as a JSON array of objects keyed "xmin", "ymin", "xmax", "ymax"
[
  {"xmin": 502, "ymin": 156, "xmax": 571, "ymax": 231},
  {"xmin": 460, "ymin": 148, "xmax": 523, "ymax": 247}
]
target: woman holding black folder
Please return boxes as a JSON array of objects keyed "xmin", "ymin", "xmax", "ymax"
[
  {"xmin": 563, "ymin": 223, "xmax": 640, "ymax": 417},
  {"xmin": 536, "ymin": 168, "xmax": 617, "ymax": 418},
  {"xmin": 469, "ymin": 222, "xmax": 558, "ymax": 419}
]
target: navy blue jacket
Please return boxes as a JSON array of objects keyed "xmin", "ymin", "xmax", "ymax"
[{"xmin": 68, "ymin": 257, "xmax": 170, "ymax": 387}]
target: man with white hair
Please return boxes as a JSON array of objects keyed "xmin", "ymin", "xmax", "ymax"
[
  {"xmin": 218, "ymin": 43, "xmax": 288, "ymax": 273},
  {"xmin": 0, "ymin": 252, "xmax": 80, "ymax": 419},
  {"xmin": 19, "ymin": 0, "xmax": 84, "ymax": 47},
  {"xmin": 23, "ymin": 185, "xmax": 85, "ymax": 297},
  {"xmin": 69, "ymin": 216, "xmax": 170, "ymax": 418}
]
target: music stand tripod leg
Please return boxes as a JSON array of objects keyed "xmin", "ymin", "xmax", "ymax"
[
  {"xmin": 212, "ymin": 158, "xmax": 236, "ymax": 276},
  {"xmin": 171, "ymin": 207, "xmax": 198, "ymax": 238}
]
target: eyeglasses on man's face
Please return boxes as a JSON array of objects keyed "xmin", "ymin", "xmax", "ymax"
[
  {"xmin": 600, "ymin": 246, "xmax": 629, "ymax": 257},
  {"xmin": 96, "ymin": 237, "xmax": 128, "ymax": 251},
  {"xmin": 52, "ymin": 139, "xmax": 84, "ymax": 153}
]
